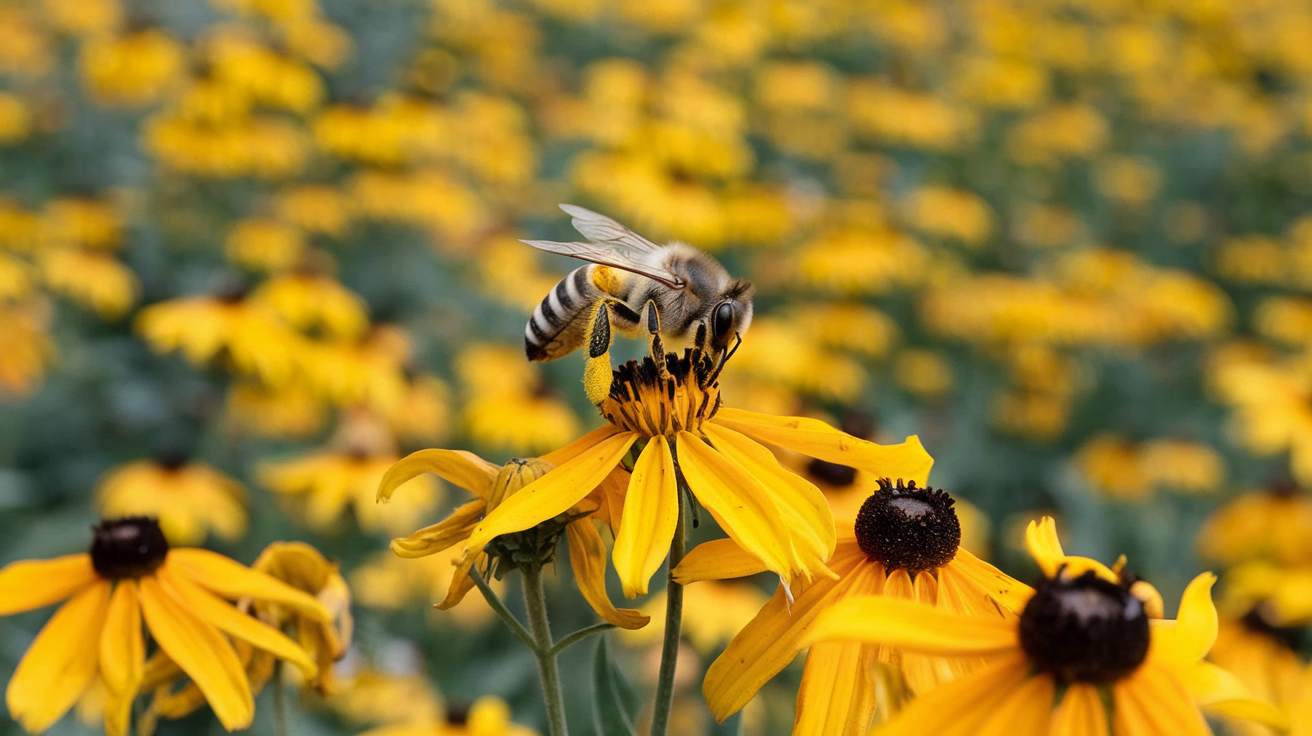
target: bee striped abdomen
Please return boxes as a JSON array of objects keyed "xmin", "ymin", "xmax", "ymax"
[{"xmin": 525, "ymin": 265, "xmax": 598, "ymax": 361}]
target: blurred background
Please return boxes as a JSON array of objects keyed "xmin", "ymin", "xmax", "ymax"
[{"xmin": 2, "ymin": 0, "xmax": 1311, "ymax": 733}]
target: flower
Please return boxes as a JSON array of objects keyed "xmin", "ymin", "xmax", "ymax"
[
  {"xmin": 1209, "ymin": 605, "xmax": 1307, "ymax": 736},
  {"xmin": 688, "ymin": 480, "xmax": 1029, "ymax": 732},
  {"xmin": 0, "ymin": 517, "xmax": 329, "ymax": 735},
  {"xmin": 1198, "ymin": 480, "xmax": 1312, "ymax": 566},
  {"xmin": 454, "ymin": 338, "xmax": 932, "ymax": 599},
  {"xmin": 801, "ymin": 517, "xmax": 1283, "ymax": 736},
  {"xmin": 94, "ymin": 452, "xmax": 248, "ymax": 545},
  {"xmin": 376, "ymin": 450, "xmax": 646, "ymax": 629},
  {"xmin": 356, "ymin": 695, "xmax": 538, "ymax": 736}
]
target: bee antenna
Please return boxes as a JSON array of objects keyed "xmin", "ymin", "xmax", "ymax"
[{"xmin": 703, "ymin": 332, "xmax": 742, "ymax": 388}]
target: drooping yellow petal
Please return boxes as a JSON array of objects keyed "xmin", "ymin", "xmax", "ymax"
[
  {"xmin": 938, "ymin": 548, "xmax": 1034, "ymax": 615},
  {"xmin": 675, "ymin": 431, "xmax": 811, "ymax": 585},
  {"xmin": 1112, "ymin": 664, "xmax": 1212, "ymax": 736},
  {"xmin": 6, "ymin": 581, "xmax": 110, "ymax": 733},
  {"xmin": 702, "ymin": 423, "xmax": 836, "ymax": 565},
  {"xmin": 710, "ymin": 408, "xmax": 934, "ymax": 484},
  {"xmin": 1175, "ymin": 660, "xmax": 1288, "ymax": 729},
  {"xmin": 138, "ymin": 575, "xmax": 254, "ymax": 731},
  {"xmin": 566, "ymin": 519, "xmax": 649, "ymax": 630},
  {"xmin": 872, "ymin": 653, "xmax": 1034, "ymax": 736},
  {"xmin": 463, "ymin": 432, "xmax": 636, "ymax": 559},
  {"xmin": 389, "ymin": 499, "xmax": 486, "ymax": 558},
  {"xmin": 542, "ymin": 425, "xmax": 623, "ymax": 467},
  {"xmin": 435, "ymin": 552, "xmax": 483, "ymax": 610},
  {"xmin": 672, "ymin": 538, "xmax": 770, "ymax": 584},
  {"xmin": 166, "ymin": 549, "xmax": 330, "ymax": 623},
  {"xmin": 802, "ymin": 595, "xmax": 1018, "ymax": 655},
  {"xmin": 1050, "ymin": 683, "xmax": 1108, "ymax": 736},
  {"xmin": 100, "ymin": 581, "xmax": 144, "ymax": 736},
  {"xmin": 1148, "ymin": 572, "xmax": 1217, "ymax": 666},
  {"xmin": 0, "ymin": 554, "xmax": 98, "ymax": 615},
  {"xmin": 376, "ymin": 448, "xmax": 498, "ymax": 502},
  {"xmin": 612, "ymin": 436, "xmax": 680, "ymax": 598},
  {"xmin": 158, "ymin": 567, "xmax": 318, "ymax": 678},
  {"xmin": 792, "ymin": 641, "xmax": 878, "ymax": 736},
  {"xmin": 703, "ymin": 553, "xmax": 874, "ymax": 722}
]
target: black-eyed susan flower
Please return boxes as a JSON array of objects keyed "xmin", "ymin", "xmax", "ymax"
[
  {"xmin": 686, "ymin": 479, "xmax": 1028, "ymax": 733},
  {"xmin": 95, "ymin": 453, "xmax": 248, "ymax": 546},
  {"xmin": 1209, "ymin": 604, "xmax": 1307, "ymax": 736},
  {"xmin": 0, "ymin": 299, "xmax": 55, "ymax": 397},
  {"xmin": 250, "ymin": 257, "xmax": 370, "ymax": 339},
  {"xmin": 136, "ymin": 284, "xmax": 305, "ymax": 387},
  {"xmin": 377, "ymin": 449, "xmax": 647, "ymax": 630},
  {"xmin": 802, "ymin": 517, "xmax": 1283, "ymax": 736},
  {"xmin": 330, "ymin": 669, "xmax": 442, "ymax": 730},
  {"xmin": 36, "ymin": 247, "xmax": 139, "ymax": 319},
  {"xmin": 1199, "ymin": 480, "xmax": 1312, "ymax": 566},
  {"xmin": 78, "ymin": 27, "xmax": 184, "ymax": 106},
  {"xmin": 260, "ymin": 412, "xmax": 439, "ymax": 535},
  {"xmin": 356, "ymin": 695, "xmax": 538, "ymax": 736},
  {"xmin": 0, "ymin": 517, "xmax": 329, "ymax": 735},
  {"xmin": 226, "ymin": 379, "xmax": 329, "ymax": 439},
  {"xmin": 455, "ymin": 339, "xmax": 932, "ymax": 600},
  {"xmin": 456, "ymin": 345, "xmax": 579, "ymax": 454}
]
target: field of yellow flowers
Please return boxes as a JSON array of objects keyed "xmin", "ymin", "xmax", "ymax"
[{"xmin": 4, "ymin": 0, "xmax": 1312, "ymax": 734}]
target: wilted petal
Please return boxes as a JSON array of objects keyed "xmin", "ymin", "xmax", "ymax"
[
  {"xmin": 377, "ymin": 449, "xmax": 497, "ymax": 502},
  {"xmin": 566, "ymin": 519, "xmax": 649, "ymax": 629}
]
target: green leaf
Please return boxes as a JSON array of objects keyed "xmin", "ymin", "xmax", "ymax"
[{"xmin": 591, "ymin": 635, "xmax": 641, "ymax": 736}]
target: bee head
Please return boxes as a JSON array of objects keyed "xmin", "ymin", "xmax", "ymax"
[{"xmin": 709, "ymin": 279, "xmax": 754, "ymax": 353}]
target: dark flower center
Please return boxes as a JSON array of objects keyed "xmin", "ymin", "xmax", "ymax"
[
  {"xmin": 90, "ymin": 517, "xmax": 170, "ymax": 579},
  {"xmin": 444, "ymin": 703, "xmax": 469, "ymax": 726},
  {"xmin": 1019, "ymin": 570, "xmax": 1150, "ymax": 684},
  {"xmin": 152, "ymin": 446, "xmax": 191, "ymax": 471},
  {"xmin": 806, "ymin": 458, "xmax": 857, "ymax": 487},
  {"xmin": 1241, "ymin": 603, "xmax": 1306, "ymax": 651},
  {"xmin": 854, "ymin": 479, "xmax": 960, "ymax": 573}
]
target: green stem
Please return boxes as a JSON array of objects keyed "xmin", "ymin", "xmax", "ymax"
[
  {"xmin": 549, "ymin": 621, "xmax": 616, "ymax": 657},
  {"xmin": 522, "ymin": 566, "xmax": 568, "ymax": 736},
  {"xmin": 470, "ymin": 567, "xmax": 535, "ymax": 651},
  {"xmin": 648, "ymin": 490, "xmax": 687, "ymax": 736},
  {"xmin": 272, "ymin": 660, "xmax": 288, "ymax": 736}
]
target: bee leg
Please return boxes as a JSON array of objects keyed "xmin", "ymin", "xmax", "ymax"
[
  {"xmin": 692, "ymin": 320, "xmax": 709, "ymax": 355},
  {"xmin": 583, "ymin": 301, "xmax": 615, "ymax": 406},
  {"xmin": 642, "ymin": 300, "xmax": 669, "ymax": 381}
]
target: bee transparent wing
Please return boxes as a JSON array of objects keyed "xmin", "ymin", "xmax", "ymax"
[
  {"xmin": 559, "ymin": 204, "xmax": 662, "ymax": 253},
  {"xmin": 520, "ymin": 239, "xmax": 685, "ymax": 290}
]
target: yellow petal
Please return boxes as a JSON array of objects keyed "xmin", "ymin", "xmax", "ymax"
[
  {"xmin": 376, "ymin": 448, "xmax": 497, "ymax": 501},
  {"xmin": 1050, "ymin": 683, "xmax": 1108, "ymax": 736},
  {"xmin": 702, "ymin": 423, "xmax": 836, "ymax": 565},
  {"xmin": 710, "ymin": 408, "xmax": 934, "ymax": 483},
  {"xmin": 0, "ymin": 554, "xmax": 98, "ymax": 615},
  {"xmin": 463, "ymin": 432, "xmax": 636, "ymax": 558},
  {"xmin": 566, "ymin": 519, "xmax": 649, "ymax": 630},
  {"xmin": 100, "ymin": 581, "xmax": 144, "ymax": 736},
  {"xmin": 792, "ymin": 641, "xmax": 879, "ymax": 736},
  {"xmin": 872, "ymin": 653, "xmax": 1034, "ymax": 736},
  {"xmin": 703, "ymin": 554, "xmax": 875, "ymax": 722},
  {"xmin": 612, "ymin": 436, "xmax": 679, "ymax": 598},
  {"xmin": 542, "ymin": 426, "xmax": 623, "ymax": 467},
  {"xmin": 138, "ymin": 575, "xmax": 254, "ymax": 731},
  {"xmin": 389, "ymin": 499, "xmax": 486, "ymax": 558},
  {"xmin": 802, "ymin": 595, "xmax": 1018, "ymax": 655},
  {"xmin": 1148, "ymin": 572, "xmax": 1217, "ymax": 666},
  {"xmin": 1024, "ymin": 517, "xmax": 1065, "ymax": 578},
  {"xmin": 1112, "ymin": 664, "xmax": 1212, "ymax": 736},
  {"xmin": 158, "ymin": 567, "xmax": 318, "ymax": 678},
  {"xmin": 6, "ymin": 581, "xmax": 110, "ymax": 733},
  {"xmin": 675, "ymin": 431, "xmax": 807, "ymax": 585},
  {"xmin": 1176, "ymin": 660, "xmax": 1288, "ymax": 729},
  {"xmin": 672, "ymin": 538, "xmax": 770, "ymax": 584},
  {"xmin": 166, "ymin": 549, "xmax": 330, "ymax": 623},
  {"xmin": 974, "ymin": 671, "xmax": 1053, "ymax": 736},
  {"xmin": 939, "ymin": 548, "xmax": 1034, "ymax": 615},
  {"xmin": 435, "ymin": 553, "xmax": 482, "ymax": 610}
]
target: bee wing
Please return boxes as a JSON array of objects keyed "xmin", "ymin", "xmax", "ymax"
[
  {"xmin": 520, "ymin": 239, "xmax": 685, "ymax": 290},
  {"xmin": 559, "ymin": 204, "xmax": 662, "ymax": 253}
]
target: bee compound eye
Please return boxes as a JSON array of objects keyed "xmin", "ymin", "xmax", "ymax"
[{"xmin": 713, "ymin": 302, "xmax": 734, "ymax": 340}]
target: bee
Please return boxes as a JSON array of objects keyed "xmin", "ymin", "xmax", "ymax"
[{"xmin": 522, "ymin": 204, "xmax": 754, "ymax": 363}]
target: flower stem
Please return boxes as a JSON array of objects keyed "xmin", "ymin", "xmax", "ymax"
[
  {"xmin": 550, "ymin": 621, "xmax": 616, "ymax": 657},
  {"xmin": 272, "ymin": 661, "xmax": 288, "ymax": 736},
  {"xmin": 521, "ymin": 565, "xmax": 568, "ymax": 736},
  {"xmin": 470, "ymin": 567, "xmax": 536, "ymax": 651},
  {"xmin": 648, "ymin": 490, "xmax": 687, "ymax": 736}
]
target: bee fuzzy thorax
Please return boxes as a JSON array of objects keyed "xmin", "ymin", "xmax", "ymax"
[{"xmin": 600, "ymin": 348, "xmax": 723, "ymax": 437}]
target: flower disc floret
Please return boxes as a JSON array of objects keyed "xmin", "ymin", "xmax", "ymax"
[
  {"xmin": 1019, "ymin": 569, "xmax": 1150, "ymax": 684},
  {"xmin": 90, "ymin": 517, "xmax": 169, "ymax": 579},
  {"xmin": 599, "ymin": 351, "xmax": 721, "ymax": 437},
  {"xmin": 853, "ymin": 479, "xmax": 960, "ymax": 573}
]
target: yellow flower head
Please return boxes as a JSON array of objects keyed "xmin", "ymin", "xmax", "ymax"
[
  {"xmin": 689, "ymin": 480, "xmax": 1027, "ymax": 732},
  {"xmin": 803, "ymin": 517, "xmax": 1284, "ymax": 736},
  {"xmin": 356, "ymin": 694, "xmax": 539, "ymax": 736},
  {"xmin": 377, "ymin": 450, "xmax": 646, "ymax": 630},
  {"xmin": 0, "ymin": 517, "xmax": 330, "ymax": 735},
  {"xmin": 1198, "ymin": 480, "xmax": 1312, "ymax": 566},
  {"xmin": 94, "ymin": 453, "xmax": 247, "ymax": 546}
]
